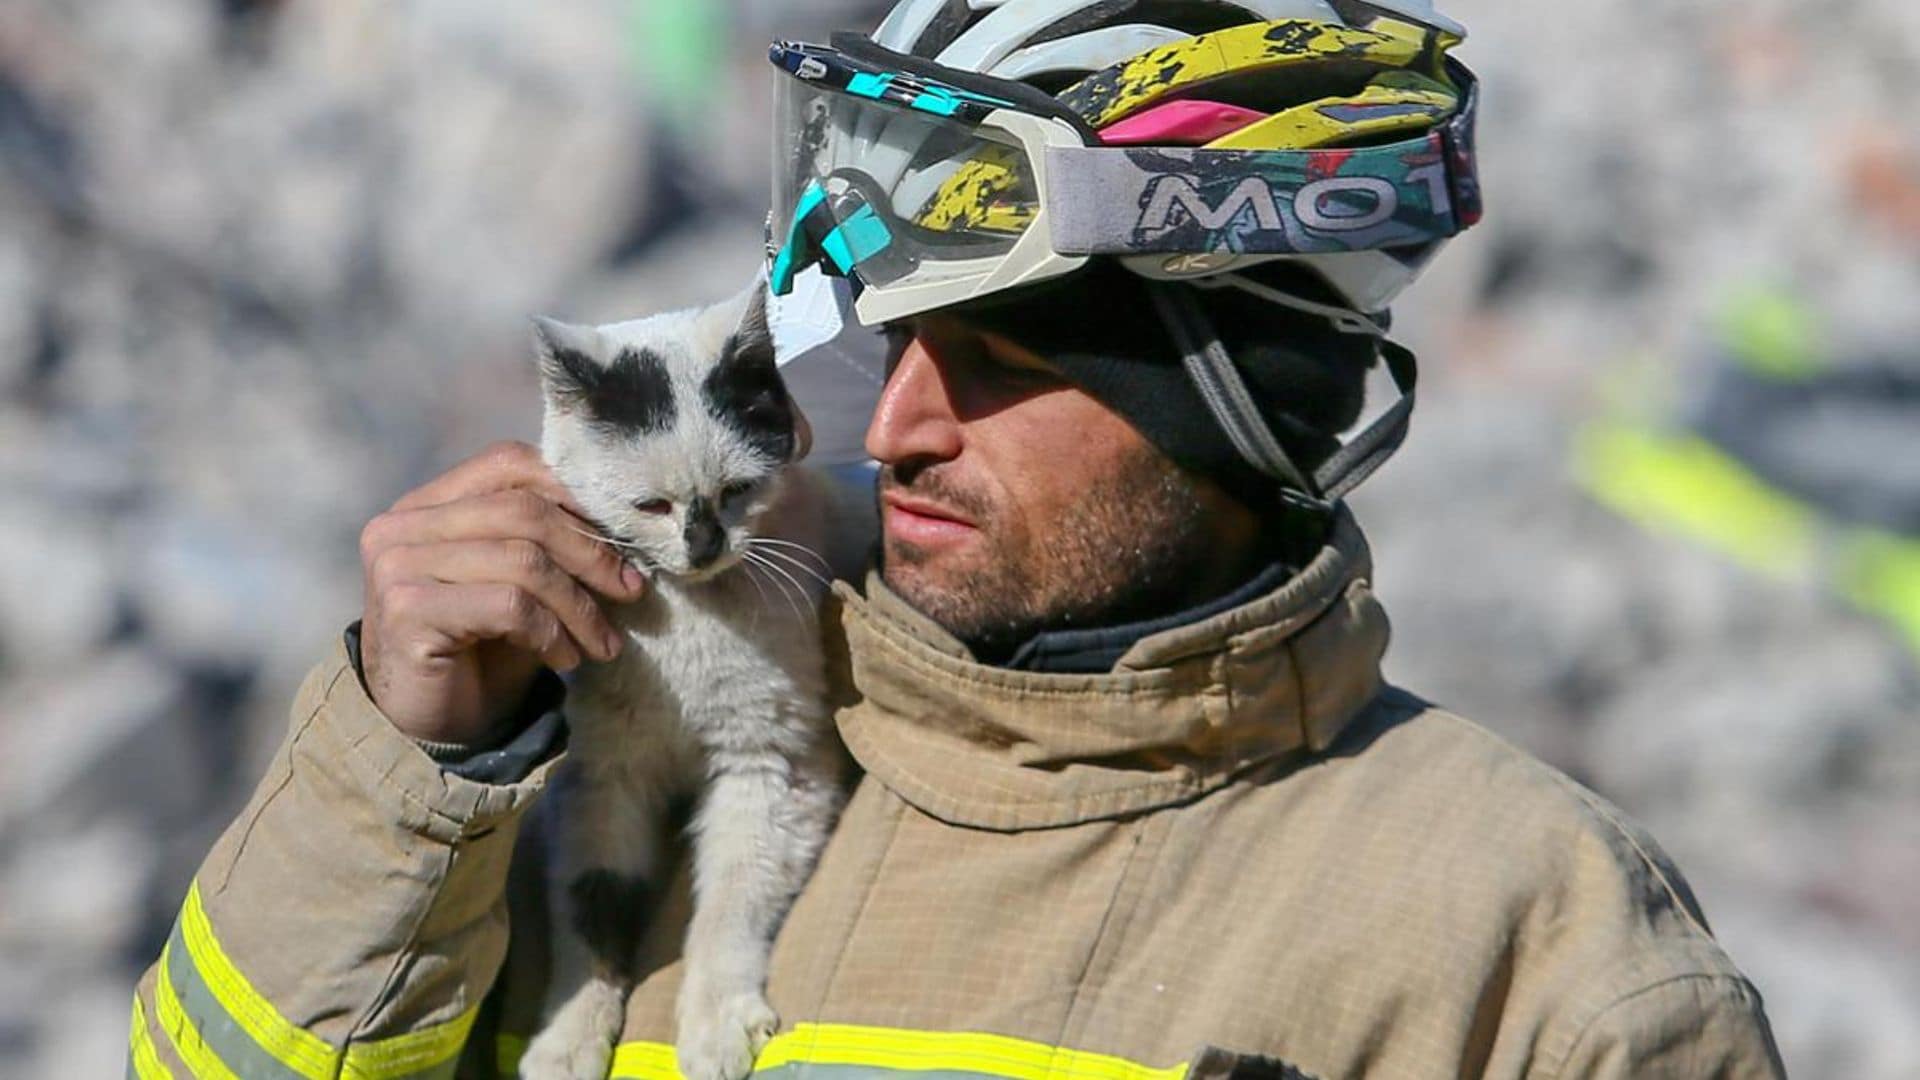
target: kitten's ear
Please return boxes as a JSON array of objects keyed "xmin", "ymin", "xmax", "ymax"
[
  {"xmin": 727, "ymin": 284, "xmax": 776, "ymax": 371},
  {"xmin": 531, "ymin": 317, "xmax": 605, "ymax": 406}
]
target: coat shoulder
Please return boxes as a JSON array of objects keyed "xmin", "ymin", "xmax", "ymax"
[
  {"xmin": 1226, "ymin": 688, "xmax": 1769, "ymax": 1041},
  {"xmin": 1322, "ymin": 686, "xmax": 1720, "ymax": 946}
]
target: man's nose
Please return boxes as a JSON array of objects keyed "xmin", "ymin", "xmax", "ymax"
[{"xmin": 865, "ymin": 336, "xmax": 962, "ymax": 466}]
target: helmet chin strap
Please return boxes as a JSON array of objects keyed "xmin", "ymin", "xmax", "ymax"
[{"xmin": 1145, "ymin": 280, "xmax": 1420, "ymax": 510}]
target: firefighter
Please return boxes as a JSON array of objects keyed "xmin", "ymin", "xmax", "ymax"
[{"xmin": 131, "ymin": 3, "xmax": 1783, "ymax": 1077}]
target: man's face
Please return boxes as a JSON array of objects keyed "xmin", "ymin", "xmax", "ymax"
[{"xmin": 864, "ymin": 313, "xmax": 1257, "ymax": 655}]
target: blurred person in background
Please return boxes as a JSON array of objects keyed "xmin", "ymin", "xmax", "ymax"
[{"xmin": 125, "ymin": 2, "xmax": 1786, "ymax": 1079}]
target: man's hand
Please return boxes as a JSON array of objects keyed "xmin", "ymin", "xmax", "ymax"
[{"xmin": 358, "ymin": 441, "xmax": 647, "ymax": 745}]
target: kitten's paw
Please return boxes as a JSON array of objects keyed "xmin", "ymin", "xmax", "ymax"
[
  {"xmin": 517, "ymin": 1034, "xmax": 616, "ymax": 1080},
  {"xmin": 521, "ymin": 980, "xmax": 625, "ymax": 1080},
  {"xmin": 676, "ymin": 989, "xmax": 779, "ymax": 1080}
]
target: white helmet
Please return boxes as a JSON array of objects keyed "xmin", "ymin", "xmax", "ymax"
[{"xmin": 768, "ymin": 0, "xmax": 1481, "ymax": 503}]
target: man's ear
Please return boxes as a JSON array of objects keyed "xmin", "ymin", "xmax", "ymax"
[{"xmin": 531, "ymin": 316, "xmax": 607, "ymax": 408}]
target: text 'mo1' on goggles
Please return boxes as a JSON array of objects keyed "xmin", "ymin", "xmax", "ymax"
[{"xmin": 767, "ymin": 32, "xmax": 1482, "ymax": 327}]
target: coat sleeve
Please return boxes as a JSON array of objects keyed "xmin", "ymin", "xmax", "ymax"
[
  {"xmin": 127, "ymin": 640, "xmax": 562, "ymax": 1080},
  {"xmin": 1552, "ymin": 973, "xmax": 1788, "ymax": 1079}
]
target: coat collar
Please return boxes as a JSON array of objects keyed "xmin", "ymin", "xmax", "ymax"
[{"xmin": 829, "ymin": 509, "xmax": 1391, "ymax": 830}]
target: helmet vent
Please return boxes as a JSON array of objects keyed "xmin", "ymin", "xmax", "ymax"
[
  {"xmin": 1025, "ymin": 1, "xmax": 1278, "ymax": 49},
  {"xmin": 909, "ymin": 0, "xmax": 985, "ymax": 58}
]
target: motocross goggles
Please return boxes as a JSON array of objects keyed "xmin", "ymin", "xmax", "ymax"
[{"xmin": 767, "ymin": 34, "xmax": 1482, "ymax": 326}]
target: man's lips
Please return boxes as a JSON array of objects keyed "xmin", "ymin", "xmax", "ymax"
[{"xmin": 881, "ymin": 491, "xmax": 978, "ymax": 547}]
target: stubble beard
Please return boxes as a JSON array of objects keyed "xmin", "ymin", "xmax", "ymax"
[{"xmin": 879, "ymin": 445, "xmax": 1221, "ymax": 660}]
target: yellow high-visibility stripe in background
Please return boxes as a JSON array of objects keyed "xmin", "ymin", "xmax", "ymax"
[
  {"xmin": 1577, "ymin": 420, "xmax": 1920, "ymax": 661},
  {"xmin": 1840, "ymin": 531, "xmax": 1920, "ymax": 656},
  {"xmin": 1574, "ymin": 423, "xmax": 1819, "ymax": 579}
]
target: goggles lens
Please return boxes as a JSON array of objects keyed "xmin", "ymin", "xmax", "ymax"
[{"xmin": 770, "ymin": 45, "xmax": 1044, "ymax": 295}]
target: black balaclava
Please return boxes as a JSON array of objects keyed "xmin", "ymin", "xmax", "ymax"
[{"xmin": 948, "ymin": 260, "xmax": 1380, "ymax": 510}]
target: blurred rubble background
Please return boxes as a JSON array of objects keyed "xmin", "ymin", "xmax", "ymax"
[{"xmin": 0, "ymin": 0, "xmax": 1915, "ymax": 1075}]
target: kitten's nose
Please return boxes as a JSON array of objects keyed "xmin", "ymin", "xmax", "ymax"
[{"xmin": 684, "ymin": 497, "xmax": 725, "ymax": 570}]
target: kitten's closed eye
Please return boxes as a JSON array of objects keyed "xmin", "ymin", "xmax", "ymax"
[
  {"xmin": 722, "ymin": 482, "xmax": 755, "ymax": 504},
  {"xmin": 635, "ymin": 498, "xmax": 672, "ymax": 515}
]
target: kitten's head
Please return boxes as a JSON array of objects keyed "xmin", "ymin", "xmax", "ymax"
[{"xmin": 535, "ymin": 287, "xmax": 805, "ymax": 581}]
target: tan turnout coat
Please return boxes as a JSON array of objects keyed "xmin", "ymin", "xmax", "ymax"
[{"xmin": 130, "ymin": 515, "xmax": 1785, "ymax": 1079}]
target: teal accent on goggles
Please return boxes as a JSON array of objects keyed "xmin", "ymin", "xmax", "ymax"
[{"xmin": 771, "ymin": 180, "xmax": 898, "ymax": 297}]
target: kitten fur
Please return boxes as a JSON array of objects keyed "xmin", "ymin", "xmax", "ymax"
[{"xmin": 519, "ymin": 287, "xmax": 852, "ymax": 1080}]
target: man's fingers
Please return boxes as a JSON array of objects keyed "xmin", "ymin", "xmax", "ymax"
[
  {"xmin": 390, "ymin": 441, "xmax": 581, "ymax": 515},
  {"xmin": 386, "ymin": 580, "xmax": 587, "ymax": 674},
  {"xmin": 373, "ymin": 540, "xmax": 624, "ymax": 662},
  {"xmin": 363, "ymin": 489, "xmax": 644, "ymax": 601}
]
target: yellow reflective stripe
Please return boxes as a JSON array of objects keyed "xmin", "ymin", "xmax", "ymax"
[
  {"xmin": 612, "ymin": 1039, "xmax": 684, "ymax": 1080},
  {"xmin": 1574, "ymin": 423, "xmax": 1819, "ymax": 579},
  {"xmin": 153, "ymin": 942, "xmax": 244, "ymax": 1080},
  {"xmin": 130, "ymin": 994, "xmax": 177, "ymax": 1080},
  {"xmin": 772, "ymin": 1023, "xmax": 1187, "ymax": 1080},
  {"xmin": 610, "ymin": 1024, "xmax": 1187, "ymax": 1080},
  {"xmin": 343, "ymin": 1004, "xmax": 479, "ymax": 1079},
  {"xmin": 497, "ymin": 1034, "xmax": 529, "ymax": 1076},
  {"xmin": 178, "ymin": 881, "xmax": 339, "ymax": 1079}
]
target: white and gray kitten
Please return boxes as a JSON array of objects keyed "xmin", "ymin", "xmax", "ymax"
[{"xmin": 519, "ymin": 287, "xmax": 850, "ymax": 1080}]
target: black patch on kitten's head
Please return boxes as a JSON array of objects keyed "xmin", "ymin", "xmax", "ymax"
[
  {"xmin": 538, "ymin": 325, "xmax": 677, "ymax": 434},
  {"xmin": 701, "ymin": 292, "xmax": 796, "ymax": 462}
]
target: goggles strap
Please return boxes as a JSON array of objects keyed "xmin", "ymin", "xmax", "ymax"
[
  {"xmin": 1146, "ymin": 282, "xmax": 1324, "ymax": 504},
  {"xmin": 1315, "ymin": 337, "xmax": 1418, "ymax": 500},
  {"xmin": 1147, "ymin": 281, "xmax": 1421, "ymax": 507}
]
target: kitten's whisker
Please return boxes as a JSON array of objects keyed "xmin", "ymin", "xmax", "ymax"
[
  {"xmin": 747, "ymin": 537, "xmax": 832, "ymax": 574},
  {"xmin": 751, "ymin": 552, "xmax": 819, "ymax": 622},
  {"xmin": 563, "ymin": 522, "xmax": 647, "ymax": 553},
  {"xmin": 744, "ymin": 551, "xmax": 810, "ymax": 624},
  {"xmin": 750, "ymin": 544, "xmax": 832, "ymax": 591},
  {"xmin": 751, "ymin": 551, "xmax": 814, "ymax": 624},
  {"xmin": 736, "ymin": 558, "xmax": 769, "ymax": 633},
  {"xmin": 741, "ymin": 551, "xmax": 793, "ymax": 619}
]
